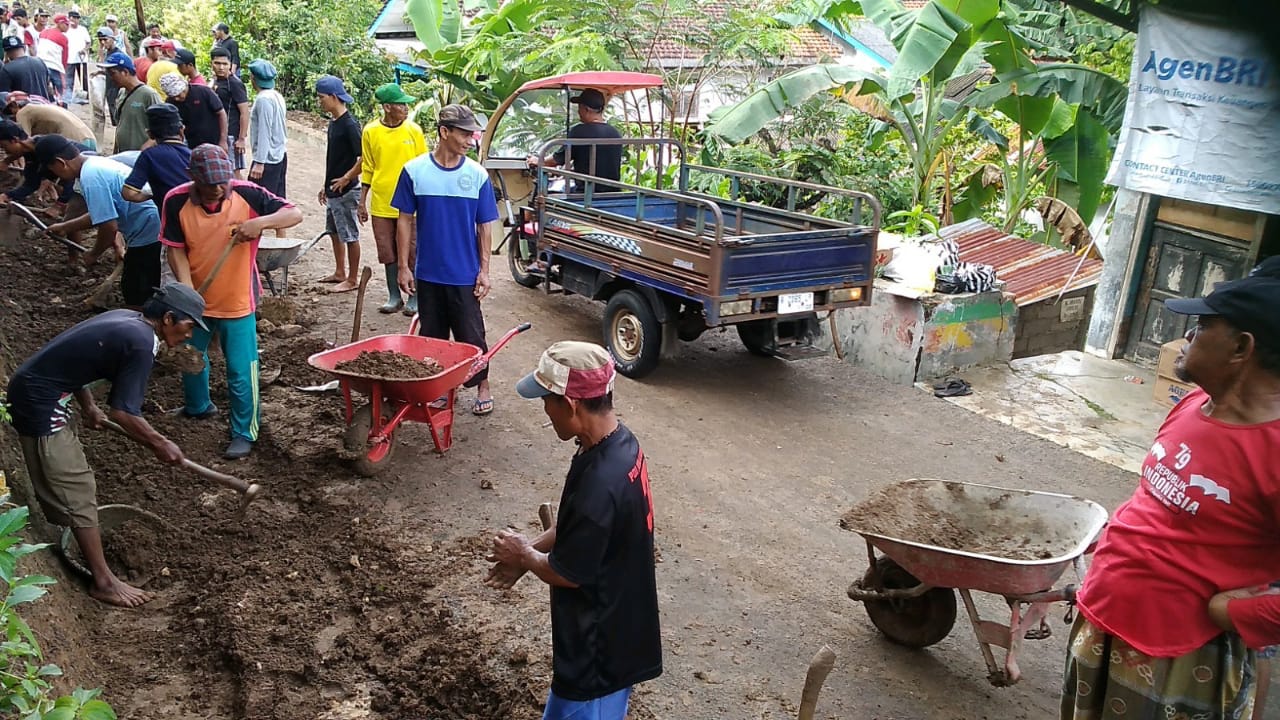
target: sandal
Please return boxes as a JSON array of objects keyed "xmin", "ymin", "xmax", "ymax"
[
  {"xmin": 932, "ymin": 378, "xmax": 972, "ymax": 398},
  {"xmin": 472, "ymin": 398, "xmax": 494, "ymax": 416}
]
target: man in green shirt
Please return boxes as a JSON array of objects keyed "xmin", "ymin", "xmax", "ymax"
[{"xmin": 101, "ymin": 51, "xmax": 161, "ymax": 153}]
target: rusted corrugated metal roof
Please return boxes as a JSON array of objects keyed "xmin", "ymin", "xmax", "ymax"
[{"xmin": 939, "ymin": 219, "xmax": 1104, "ymax": 307}]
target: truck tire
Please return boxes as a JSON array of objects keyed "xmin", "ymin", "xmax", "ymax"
[
  {"xmin": 736, "ymin": 319, "xmax": 777, "ymax": 356},
  {"xmin": 603, "ymin": 290, "xmax": 662, "ymax": 378},
  {"xmin": 506, "ymin": 227, "xmax": 542, "ymax": 289}
]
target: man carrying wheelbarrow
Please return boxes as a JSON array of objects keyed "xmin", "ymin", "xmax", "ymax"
[
  {"xmin": 162, "ymin": 143, "xmax": 302, "ymax": 459},
  {"xmin": 1060, "ymin": 271, "xmax": 1280, "ymax": 720},
  {"xmin": 487, "ymin": 341, "xmax": 662, "ymax": 719},
  {"xmin": 6, "ymin": 283, "xmax": 205, "ymax": 607},
  {"xmin": 393, "ymin": 103, "xmax": 498, "ymax": 415}
]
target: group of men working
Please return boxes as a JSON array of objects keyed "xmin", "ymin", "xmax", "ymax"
[{"xmin": 1, "ymin": 23, "xmax": 660, "ymax": 714}]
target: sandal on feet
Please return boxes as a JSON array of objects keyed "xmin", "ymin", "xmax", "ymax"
[{"xmin": 472, "ymin": 398, "xmax": 494, "ymax": 416}]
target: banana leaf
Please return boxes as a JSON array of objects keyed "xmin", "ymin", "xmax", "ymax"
[
  {"xmin": 1043, "ymin": 107, "xmax": 1109, "ymax": 223},
  {"xmin": 703, "ymin": 65, "xmax": 889, "ymax": 144}
]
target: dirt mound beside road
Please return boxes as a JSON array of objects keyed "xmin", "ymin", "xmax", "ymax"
[{"xmin": 0, "ymin": 215, "xmax": 560, "ymax": 718}]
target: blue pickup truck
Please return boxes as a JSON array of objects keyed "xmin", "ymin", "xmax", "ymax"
[{"xmin": 483, "ymin": 74, "xmax": 880, "ymax": 378}]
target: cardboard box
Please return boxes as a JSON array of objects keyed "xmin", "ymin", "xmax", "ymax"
[
  {"xmin": 1157, "ymin": 339, "xmax": 1186, "ymax": 379},
  {"xmin": 1154, "ymin": 374, "xmax": 1197, "ymax": 407}
]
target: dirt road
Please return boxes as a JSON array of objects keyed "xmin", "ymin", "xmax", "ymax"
[{"xmin": 0, "ymin": 121, "xmax": 1136, "ymax": 719}]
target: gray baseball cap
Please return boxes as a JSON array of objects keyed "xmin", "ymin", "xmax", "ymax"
[{"xmin": 152, "ymin": 282, "xmax": 208, "ymax": 331}]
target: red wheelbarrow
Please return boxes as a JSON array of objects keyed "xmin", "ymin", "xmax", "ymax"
[
  {"xmin": 307, "ymin": 323, "xmax": 531, "ymax": 476},
  {"xmin": 841, "ymin": 479, "xmax": 1107, "ymax": 687}
]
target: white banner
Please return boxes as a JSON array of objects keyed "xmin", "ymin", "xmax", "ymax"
[{"xmin": 1106, "ymin": 8, "xmax": 1280, "ymax": 214}]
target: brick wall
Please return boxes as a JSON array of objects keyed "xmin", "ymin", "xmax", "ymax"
[{"xmin": 1013, "ymin": 287, "xmax": 1096, "ymax": 359}]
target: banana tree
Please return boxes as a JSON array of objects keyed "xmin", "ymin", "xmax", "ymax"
[{"xmin": 705, "ymin": 0, "xmax": 1126, "ymax": 224}]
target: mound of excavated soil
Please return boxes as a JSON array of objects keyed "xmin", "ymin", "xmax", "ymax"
[
  {"xmin": 0, "ymin": 216, "xmax": 566, "ymax": 719},
  {"xmin": 334, "ymin": 350, "xmax": 444, "ymax": 380}
]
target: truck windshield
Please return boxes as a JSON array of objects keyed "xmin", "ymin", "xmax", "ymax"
[{"xmin": 488, "ymin": 89, "xmax": 570, "ymax": 160}]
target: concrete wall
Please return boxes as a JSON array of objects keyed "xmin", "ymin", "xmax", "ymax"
[
  {"xmin": 815, "ymin": 281, "xmax": 1018, "ymax": 385},
  {"xmin": 1014, "ymin": 287, "xmax": 1096, "ymax": 359}
]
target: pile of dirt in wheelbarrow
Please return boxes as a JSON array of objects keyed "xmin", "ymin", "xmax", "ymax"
[
  {"xmin": 335, "ymin": 349, "xmax": 445, "ymax": 379},
  {"xmin": 0, "ymin": 221, "xmax": 595, "ymax": 719},
  {"xmin": 841, "ymin": 482, "xmax": 1057, "ymax": 561}
]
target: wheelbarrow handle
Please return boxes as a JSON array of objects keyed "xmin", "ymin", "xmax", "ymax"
[
  {"xmin": 8, "ymin": 201, "xmax": 90, "ymax": 253},
  {"xmin": 466, "ymin": 322, "xmax": 532, "ymax": 380}
]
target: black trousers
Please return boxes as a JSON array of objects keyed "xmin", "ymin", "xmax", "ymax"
[
  {"xmin": 415, "ymin": 279, "xmax": 488, "ymax": 387},
  {"xmin": 121, "ymin": 241, "xmax": 161, "ymax": 307}
]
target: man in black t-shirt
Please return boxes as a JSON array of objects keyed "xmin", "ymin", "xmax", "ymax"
[
  {"xmin": 6, "ymin": 284, "xmax": 206, "ymax": 608},
  {"xmin": 527, "ymin": 88, "xmax": 623, "ymax": 192},
  {"xmin": 315, "ymin": 74, "xmax": 362, "ymax": 292},
  {"xmin": 490, "ymin": 341, "xmax": 662, "ymax": 719},
  {"xmin": 210, "ymin": 47, "xmax": 248, "ymax": 177},
  {"xmin": 0, "ymin": 34, "xmax": 52, "ymax": 100},
  {"xmin": 158, "ymin": 72, "xmax": 225, "ymax": 150}
]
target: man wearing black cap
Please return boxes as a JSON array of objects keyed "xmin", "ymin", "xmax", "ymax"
[
  {"xmin": 123, "ymin": 103, "xmax": 192, "ymax": 211},
  {"xmin": 34, "ymin": 135, "xmax": 163, "ymax": 307},
  {"xmin": 527, "ymin": 87, "xmax": 622, "ymax": 191},
  {"xmin": 0, "ymin": 33, "xmax": 51, "ymax": 100},
  {"xmin": 1060, "ymin": 272, "xmax": 1280, "ymax": 719},
  {"xmin": 173, "ymin": 48, "xmax": 206, "ymax": 86},
  {"xmin": 7, "ymin": 283, "xmax": 205, "ymax": 607}
]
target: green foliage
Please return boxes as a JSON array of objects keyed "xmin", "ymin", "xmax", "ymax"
[
  {"xmin": 884, "ymin": 204, "xmax": 940, "ymax": 236},
  {"xmin": 0, "ymin": 507, "xmax": 114, "ymax": 720},
  {"xmin": 0, "ymin": 393, "xmax": 11, "ymax": 425}
]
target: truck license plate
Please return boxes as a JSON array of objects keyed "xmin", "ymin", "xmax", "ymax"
[{"xmin": 777, "ymin": 292, "xmax": 814, "ymax": 315}]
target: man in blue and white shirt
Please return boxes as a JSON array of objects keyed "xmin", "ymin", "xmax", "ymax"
[{"xmin": 392, "ymin": 103, "xmax": 499, "ymax": 415}]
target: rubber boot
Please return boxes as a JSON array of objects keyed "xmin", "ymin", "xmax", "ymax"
[
  {"xmin": 402, "ymin": 291, "xmax": 418, "ymax": 318},
  {"xmin": 378, "ymin": 263, "xmax": 403, "ymax": 314}
]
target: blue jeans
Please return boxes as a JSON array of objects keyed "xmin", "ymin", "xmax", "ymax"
[
  {"xmin": 181, "ymin": 314, "xmax": 260, "ymax": 441},
  {"xmin": 542, "ymin": 687, "xmax": 631, "ymax": 720},
  {"xmin": 48, "ymin": 68, "xmax": 64, "ymax": 104}
]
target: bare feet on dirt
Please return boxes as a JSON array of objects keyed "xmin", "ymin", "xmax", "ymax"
[
  {"xmin": 328, "ymin": 280, "xmax": 358, "ymax": 293},
  {"xmin": 90, "ymin": 576, "xmax": 155, "ymax": 608},
  {"xmin": 318, "ymin": 274, "xmax": 344, "ymax": 283}
]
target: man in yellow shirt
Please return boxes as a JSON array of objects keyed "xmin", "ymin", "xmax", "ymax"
[
  {"xmin": 146, "ymin": 40, "xmax": 178, "ymax": 98},
  {"xmin": 359, "ymin": 83, "xmax": 426, "ymax": 315}
]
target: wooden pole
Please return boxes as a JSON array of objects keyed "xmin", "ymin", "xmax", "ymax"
[{"xmin": 134, "ymin": 0, "xmax": 146, "ymax": 36}]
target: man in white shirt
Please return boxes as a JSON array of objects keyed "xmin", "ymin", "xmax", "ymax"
[{"xmin": 63, "ymin": 10, "xmax": 89, "ymax": 102}]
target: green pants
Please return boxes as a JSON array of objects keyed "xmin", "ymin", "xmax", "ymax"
[{"xmin": 181, "ymin": 314, "xmax": 260, "ymax": 441}]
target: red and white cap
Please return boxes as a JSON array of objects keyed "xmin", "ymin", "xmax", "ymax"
[{"xmin": 517, "ymin": 341, "xmax": 616, "ymax": 400}]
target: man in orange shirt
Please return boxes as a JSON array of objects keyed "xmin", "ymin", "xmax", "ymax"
[{"xmin": 162, "ymin": 143, "xmax": 302, "ymax": 458}]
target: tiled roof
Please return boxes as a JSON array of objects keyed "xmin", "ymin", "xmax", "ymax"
[
  {"xmin": 940, "ymin": 219, "xmax": 1104, "ymax": 307},
  {"xmin": 636, "ymin": 1, "xmax": 844, "ymax": 64}
]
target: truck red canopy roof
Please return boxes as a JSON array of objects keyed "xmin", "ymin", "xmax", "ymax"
[{"xmin": 513, "ymin": 71, "xmax": 664, "ymax": 96}]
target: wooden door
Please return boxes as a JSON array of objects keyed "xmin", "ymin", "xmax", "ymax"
[{"xmin": 1125, "ymin": 224, "xmax": 1252, "ymax": 363}]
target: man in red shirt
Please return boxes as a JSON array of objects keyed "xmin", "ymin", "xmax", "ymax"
[
  {"xmin": 1061, "ymin": 270, "xmax": 1280, "ymax": 720},
  {"xmin": 133, "ymin": 37, "xmax": 160, "ymax": 83}
]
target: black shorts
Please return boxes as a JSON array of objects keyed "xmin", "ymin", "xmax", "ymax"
[
  {"xmin": 415, "ymin": 280, "xmax": 488, "ymax": 387},
  {"xmin": 258, "ymin": 155, "xmax": 287, "ymax": 198},
  {"xmin": 121, "ymin": 241, "xmax": 161, "ymax": 307}
]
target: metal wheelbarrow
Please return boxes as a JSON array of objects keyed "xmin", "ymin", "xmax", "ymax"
[
  {"xmin": 257, "ymin": 231, "xmax": 328, "ymax": 296},
  {"xmin": 841, "ymin": 478, "xmax": 1108, "ymax": 686},
  {"xmin": 306, "ymin": 323, "xmax": 531, "ymax": 476}
]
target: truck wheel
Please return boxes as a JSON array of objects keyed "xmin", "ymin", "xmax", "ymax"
[
  {"xmin": 604, "ymin": 290, "xmax": 661, "ymax": 378},
  {"xmin": 736, "ymin": 320, "xmax": 777, "ymax": 357},
  {"xmin": 506, "ymin": 228, "xmax": 542, "ymax": 289}
]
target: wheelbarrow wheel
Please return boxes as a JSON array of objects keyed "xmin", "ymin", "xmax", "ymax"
[
  {"xmin": 862, "ymin": 556, "xmax": 957, "ymax": 648},
  {"xmin": 343, "ymin": 404, "xmax": 397, "ymax": 477}
]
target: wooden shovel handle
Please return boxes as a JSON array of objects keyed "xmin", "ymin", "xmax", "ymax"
[
  {"xmin": 798, "ymin": 645, "xmax": 836, "ymax": 720},
  {"xmin": 101, "ymin": 419, "xmax": 259, "ymax": 498},
  {"xmin": 351, "ymin": 265, "xmax": 373, "ymax": 343}
]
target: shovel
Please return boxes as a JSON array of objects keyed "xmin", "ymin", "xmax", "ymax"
[
  {"xmin": 8, "ymin": 201, "xmax": 120, "ymax": 308},
  {"xmin": 798, "ymin": 645, "xmax": 836, "ymax": 720}
]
